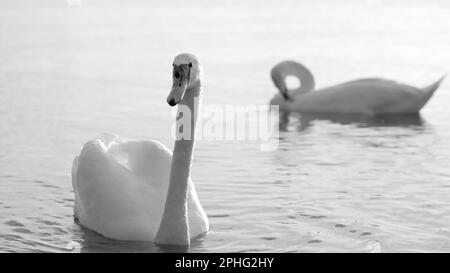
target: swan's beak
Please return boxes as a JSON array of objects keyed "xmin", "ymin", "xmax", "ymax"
[
  {"xmin": 281, "ymin": 86, "xmax": 292, "ymax": 101},
  {"xmin": 167, "ymin": 82, "xmax": 187, "ymax": 106},
  {"xmin": 167, "ymin": 64, "xmax": 191, "ymax": 107},
  {"xmin": 271, "ymin": 70, "xmax": 292, "ymax": 101}
]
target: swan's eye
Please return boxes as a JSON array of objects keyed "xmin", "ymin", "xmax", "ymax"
[
  {"xmin": 189, "ymin": 62, "xmax": 192, "ymax": 68},
  {"xmin": 174, "ymin": 71, "xmax": 181, "ymax": 79}
]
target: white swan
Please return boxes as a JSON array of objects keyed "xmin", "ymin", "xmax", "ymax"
[
  {"xmin": 270, "ymin": 61, "xmax": 445, "ymax": 115},
  {"xmin": 71, "ymin": 53, "xmax": 208, "ymax": 246}
]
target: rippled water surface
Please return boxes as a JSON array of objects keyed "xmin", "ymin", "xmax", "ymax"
[{"xmin": 1, "ymin": 0, "xmax": 449, "ymax": 252}]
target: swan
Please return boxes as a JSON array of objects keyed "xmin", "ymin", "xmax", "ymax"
[
  {"xmin": 270, "ymin": 60, "xmax": 445, "ymax": 115},
  {"xmin": 71, "ymin": 53, "xmax": 208, "ymax": 246}
]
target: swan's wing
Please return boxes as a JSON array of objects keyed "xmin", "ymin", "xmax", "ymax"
[
  {"xmin": 332, "ymin": 78, "xmax": 425, "ymax": 96},
  {"xmin": 334, "ymin": 78, "xmax": 435, "ymax": 113},
  {"xmin": 105, "ymin": 139, "xmax": 210, "ymax": 239},
  {"xmin": 71, "ymin": 155, "xmax": 83, "ymax": 220},
  {"xmin": 334, "ymin": 78, "xmax": 399, "ymax": 87},
  {"xmin": 187, "ymin": 178, "xmax": 210, "ymax": 237},
  {"xmin": 296, "ymin": 78, "xmax": 422, "ymax": 114},
  {"xmin": 73, "ymin": 139, "xmax": 168, "ymax": 241},
  {"xmin": 110, "ymin": 139, "xmax": 172, "ymax": 188},
  {"xmin": 73, "ymin": 136, "xmax": 208, "ymax": 241}
]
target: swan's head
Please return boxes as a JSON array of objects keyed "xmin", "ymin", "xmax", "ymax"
[
  {"xmin": 167, "ymin": 53, "xmax": 202, "ymax": 106},
  {"xmin": 271, "ymin": 62, "xmax": 294, "ymax": 101}
]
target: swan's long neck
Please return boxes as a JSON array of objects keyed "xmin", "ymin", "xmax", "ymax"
[
  {"xmin": 155, "ymin": 82, "xmax": 201, "ymax": 246},
  {"xmin": 271, "ymin": 61, "xmax": 315, "ymax": 98}
]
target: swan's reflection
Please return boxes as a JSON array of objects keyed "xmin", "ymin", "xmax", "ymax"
[
  {"xmin": 274, "ymin": 111, "xmax": 434, "ymax": 188},
  {"xmin": 279, "ymin": 111, "xmax": 426, "ymax": 132},
  {"xmin": 73, "ymin": 221, "xmax": 203, "ymax": 253}
]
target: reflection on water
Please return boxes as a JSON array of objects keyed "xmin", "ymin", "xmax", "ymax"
[
  {"xmin": 74, "ymin": 219, "xmax": 206, "ymax": 252},
  {"xmin": 1, "ymin": 0, "xmax": 450, "ymax": 252},
  {"xmin": 279, "ymin": 112, "xmax": 426, "ymax": 132}
]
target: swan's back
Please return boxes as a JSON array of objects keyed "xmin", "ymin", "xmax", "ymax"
[
  {"xmin": 72, "ymin": 135, "xmax": 208, "ymax": 241},
  {"xmin": 294, "ymin": 78, "xmax": 441, "ymax": 114}
]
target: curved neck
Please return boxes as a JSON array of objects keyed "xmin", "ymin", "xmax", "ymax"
[
  {"xmin": 271, "ymin": 61, "xmax": 315, "ymax": 98},
  {"xmin": 155, "ymin": 82, "xmax": 201, "ymax": 246}
]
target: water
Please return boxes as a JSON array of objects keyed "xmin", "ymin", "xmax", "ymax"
[{"xmin": 1, "ymin": 0, "xmax": 449, "ymax": 252}]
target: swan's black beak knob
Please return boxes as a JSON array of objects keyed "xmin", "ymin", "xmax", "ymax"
[
  {"xmin": 168, "ymin": 98, "xmax": 177, "ymax": 106},
  {"xmin": 281, "ymin": 87, "xmax": 292, "ymax": 101}
]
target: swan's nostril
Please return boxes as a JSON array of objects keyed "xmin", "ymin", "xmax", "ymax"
[
  {"xmin": 168, "ymin": 98, "xmax": 176, "ymax": 106},
  {"xmin": 174, "ymin": 72, "xmax": 181, "ymax": 79}
]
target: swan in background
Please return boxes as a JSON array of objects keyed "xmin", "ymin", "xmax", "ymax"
[
  {"xmin": 270, "ymin": 60, "xmax": 445, "ymax": 115},
  {"xmin": 72, "ymin": 53, "xmax": 208, "ymax": 246}
]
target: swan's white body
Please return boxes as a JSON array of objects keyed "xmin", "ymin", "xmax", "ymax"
[
  {"xmin": 72, "ymin": 54, "xmax": 209, "ymax": 244},
  {"xmin": 72, "ymin": 135, "xmax": 208, "ymax": 241},
  {"xmin": 270, "ymin": 61, "xmax": 445, "ymax": 115}
]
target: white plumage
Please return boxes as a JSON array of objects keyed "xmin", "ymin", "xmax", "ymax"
[
  {"xmin": 72, "ymin": 134, "xmax": 208, "ymax": 241},
  {"xmin": 270, "ymin": 61, "xmax": 445, "ymax": 115}
]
